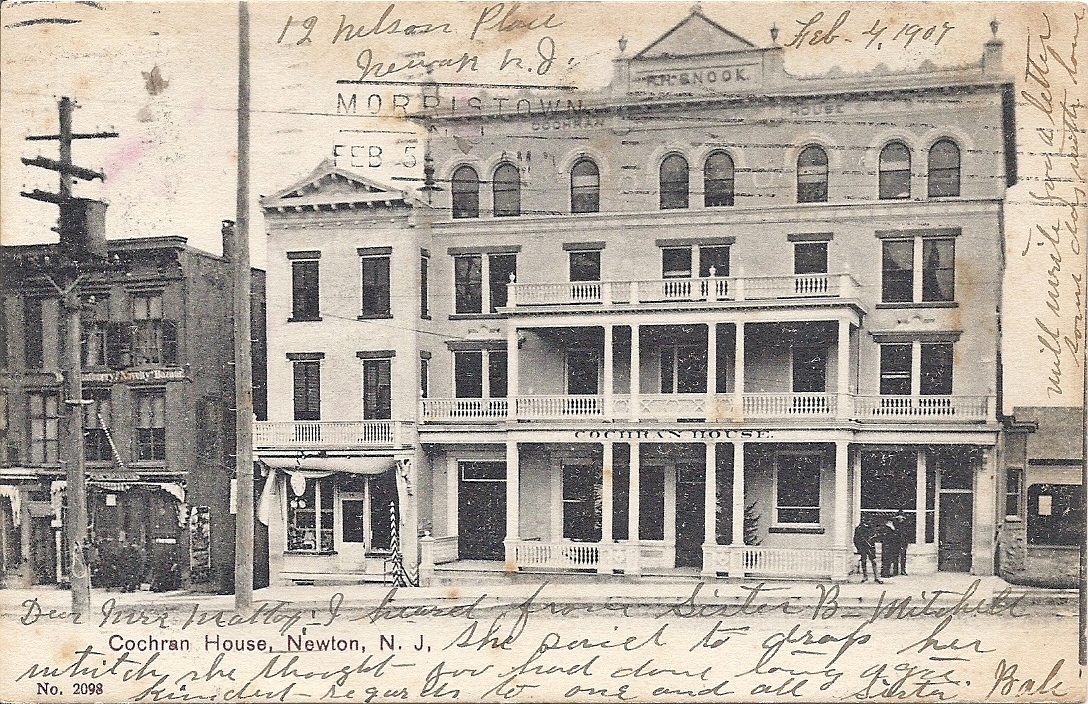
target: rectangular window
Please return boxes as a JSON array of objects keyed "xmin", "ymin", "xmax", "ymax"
[
  {"xmin": 792, "ymin": 346, "xmax": 827, "ymax": 393},
  {"xmin": 659, "ymin": 345, "xmax": 707, "ymax": 393},
  {"xmin": 563, "ymin": 462, "xmax": 602, "ymax": 541},
  {"xmin": 419, "ymin": 357, "xmax": 429, "ymax": 399},
  {"xmin": 1028, "ymin": 483, "xmax": 1082, "ymax": 546},
  {"xmin": 488, "ymin": 254, "xmax": 517, "ymax": 312},
  {"xmin": 922, "ymin": 239, "xmax": 955, "ymax": 302},
  {"xmin": 287, "ymin": 476, "xmax": 333, "ymax": 552},
  {"xmin": 24, "ymin": 298, "xmax": 44, "ymax": 369},
  {"xmin": 135, "ymin": 390, "xmax": 166, "ymax": 461},
  {"xmin": 488, "ymin": 351, "xmax": 508, "ymax": 398},
  {"xmin": 919, "ymin": 343, "xmax": 953, "ymax": 395},
  {"xmin": 881, "ymin": 241, "xmax": 914, "ymax": 303},
  {"xmin": 83, "ymin": 389, "xmax": 113, "ymax": 462},
  {"xmin": 698, "ymin": 246, "xmax": 730, "ymax": 277},
  {"xmin": 1005, "ymin": 467, "xmax": 1023, "ymax": 519},
  {"xmin": 292, "ymin": 360, "xmax": 321, "ymax": 420},
  {"xmin": 419, "ymin": 256, "xmax": 429, "ymax": 318},
  {"xmin": 291, "ymin": 258, "xmax": 320, "ymax": 321},
  {"xmin": 662, "ymin": 248, "xmax": 692, "ymax": 279},
  {"xmin": 130, "ymin": 292, "xmax": 176, "ymax": 366},
  {"xmin": 794, "ymin": 242, "xmax": 828, "ymax": 275},
  {"xmin": 454, "ymin": 351, "xmax": 483, "ymax": 398},
  {"xmin": 776, "ymin": 454, "xmax": 822, "ymax": 524},
  {"xmin": 879, "ymin": 344, "xmax": 912, "ymax": 395},
  {"xmin": 362, "ymin": 358, "xmax": 392, "ymax": 420},
  {"xmin": 569, "ymin": 250, "xmax": 601, "ymax": 282},
  {"xmin": 454, "ymin": 255, "xmax": 483, "ymax": 314},
  {"xmin": 81, "ymin": 295, "xmax": 109, "ymax": 368},
  {"xmin": 360, "ymin": 256, "xmax": 391, "ymax": 317},
  {"xmin": 28, "ymin": 391, "xmax": 60, "ymax": 464}
]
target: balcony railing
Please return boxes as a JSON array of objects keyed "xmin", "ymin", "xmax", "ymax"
[
  {"xmin": 506, "ymin": 273, "xmax": 859, "ymax": 308},
  {"xmin": 254, "ymin": 421, "xmax": 413, "ymax": 449},
  {"xmin": 419, "ymin": 394, "xmax": 994, "ymax": 423}
]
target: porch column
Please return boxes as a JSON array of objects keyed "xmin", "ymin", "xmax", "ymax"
[
  {"xmin": 833, "ymin": 440, "xmax": 851, "ymax": 579},
  {"xmin": 706, "ymin": 322, "xmax": 717, "ymax": 420},
  {"xmin": 603, "ymin": 324, "xmax": 614, "ymax": 417},
  {"xmin": 915, "ymin": 450, "xmax": 926, "ymax": 546},
  {"xmin": 627, "ymin": 441, "xmax": 641, "ymax": 577},
  {"xmin": 851, "ymin": 448, "xmax": 863, "ymax": 528},
  {"xmin": 599, "ymin": 441, "xmax": 614, "ymax": 574},
  {"xmin": 972, "ymin": 447, "xmax": 997, "ymax": 575},
  {"xmin": 733, "ymin": 321, "xmax": 745, "ymax": 419},
  {"xmin": 836, "ymin": 318, "xmax": 851, "ymax": 419},
  {"xmin": 730, "ymin": 443, "xmax": 745, "ymax": 543},
  {"xmin": 702, "ymin": 441, "xmax": 717, "ymax": 577},
  {"xmin": 629, "ymin": 325, "xmax": 640, "ymax": 421},
  {"xmin": 503, "ymin": 441, "xmax": 519, "ymax": 568},
  {"xmin": 507, "ymin": 325, "xmax": 519, "ymax": 419}
]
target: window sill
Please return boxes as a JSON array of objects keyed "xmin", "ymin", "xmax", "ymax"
[
  {"xmin": 357, "ymin": 313, "xmax": 393, "ymax": 320},
  {"xmin": 769, "ymin": 525, "xmax": 825, "ymax": 535},
  {"xmin": 284, "ymin": 550, "xmax": 338, "ymax": 556},
  {"xmin": 288, "ymin": 317, "xmax": 323, "ymax": 323},
  {"xmin": 449, "ymin": 313, "xmax": 505, "ymax": 320},
  {"xmin": 875, "ymin": 302, "xmax": 958, "ymax": 309},
  {"xmin": 1004, "ymin": 516, "xmax": 1023, "ymax": 523},
  {"xmin": 129, "ymin": 461, "xmax": 167, "ymax": 469},
  {"xmin": 420, "ymin": 314, "xmax": 432, "ymax": 321}
]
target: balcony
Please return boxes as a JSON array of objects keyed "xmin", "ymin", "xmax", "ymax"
[
  {"xmin": 419, "ymin": 394, "xmax": 994, "ymax": 423},
  {"xmin": 254, "ymin": 421, "xmax": 415, "ymax": 450},
  {"xmin": 505, "ymin": 273, "xmax": 860, "ymax": 310}
]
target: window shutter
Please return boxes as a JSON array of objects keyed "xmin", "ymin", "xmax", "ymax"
[{"xmin": 106, "ymin": 321, "xmax": 130, "ymax": 370}]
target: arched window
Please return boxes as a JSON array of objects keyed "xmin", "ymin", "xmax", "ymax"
[
  {"xmin": 797, "ymin": 146, "xmax": 828, "ymax": 203},
  {"xmin": 570, "ymin": 158, "xmax": 600, "ymax": 214},
  {"xmin": 451, "ymin": 165, "xmax": 479, "ymax": 219},
  {"xmin": 703, "ymin": 151, "xmax": 735, "ymax": 207},
  {"xmin": 879, "ymin": 142, "xmax": 911, "ymax": 200},
  {"xmin": 928, "ymin": 139, "xmax": 961, "ymax": 198},
  {"xmin": 659, "ymin": 153, "xmax": 689, "ymax": 209},
  {"xmin": 492, "ymin": 163, "xmax": 520, "ymax": 217}
]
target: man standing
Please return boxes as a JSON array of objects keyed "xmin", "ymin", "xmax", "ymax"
[
  {"xmin": 879, "ymin": 515, "xmax": 899, "ymax": 578},
  {"xmin": 853, "ymin": 518, "xmax": 882, "ymax": 583},
  {"xmin": 894, "ymin": 511, "xmax": 909, "ymax": 576}
]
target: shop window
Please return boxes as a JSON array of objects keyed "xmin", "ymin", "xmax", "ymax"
[
  {"xmin": 452, "ymin": 165, "xmax": 480, "ymax": 219},
  {"xmin": 287, "ymin": 476, "xmax": 333, "ymax": 552},
  {"xmin": 292, "ymin": 359, "xmax": 321, "ymax": 420},
  {"xmin": 83, "ymin": 389, "xmax": 113, "ymax": 462},
  {"xmin": 660, "ymin": 345, "xmax": 707, "ymax": 394},
  {"xmin": 28, "ymin": 391, "xmax": 60, "ymax": 464},
  {"xmin": 928, "ymin": 139, "xmax": 961, "ymax": 198},
  {"xmin": 775, "ymin": 453, "xmax": 822, "ymax": 524},
  {"xmin": 704, "ymin": 151, "xmax": 735, "ymax": 207},
  {"xmin": 659, "ymin": 153, "xmax": 689, "ymax": 209},
  {"xmin": 563, "ymin": 462, "xmax": 602, "ymax": 541},
  {"xmin": 81, "ymin": 295, "xmax": 109, "ymax": 367},
  {"xmin": 1027, "ymin": 483, "xmax": 1082, "ymax": 546},
  {"xmin": 797, "ymin": 146, "xmax": 828, "ymax": 203},
  {"xmin": 569, "ymin": 250, "xmax": 601, "ymax": 282},
  {"xmin": 1005, "ymin": 467, "xmax": 1023, "ymax": 519},
  {"xmin": 362, "ymin": 358, "xmax": 392, "ymax": 420},
  {"xmin": 570, "ymin": 158, "xmax": 600, "ymax": 213},
  {"xmin": 360, "ymin": 255, "xmax": 391, "ymax": 317},
  {"xmin": 493, "ymin": 163, "xmax": 520, "ymax": 217},
  {"xmin": 879, "ymin": 142, "xmax": 911, "ymax": 199},
  {"xmin": 134, "ymin": 390, "xmax": 166, "ymax": 461}
]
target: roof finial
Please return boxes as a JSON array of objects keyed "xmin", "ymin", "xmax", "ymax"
[
  {"xmin": 691, "ymin": 2, "xmax": 703, "ymax": 15},
  {"xmin": 618, "ymin": 35, "xmax": 627, "ymax": 54},
  {"xmin": 770, "ymin": 23, "xmax": 780, "ymax": 45},
  {"xmin": 990, "ymin": 18, "xmax": 999, "ymax": 37}
]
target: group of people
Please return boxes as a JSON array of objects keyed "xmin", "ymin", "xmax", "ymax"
[{"xmin": 852, "ymin": 513, "xmax": 909, "ymax": 583}]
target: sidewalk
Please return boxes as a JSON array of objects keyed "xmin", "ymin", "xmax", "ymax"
[{"xmin": 2, "ymin": 573, "xmax": 1077, "ymax": 615}]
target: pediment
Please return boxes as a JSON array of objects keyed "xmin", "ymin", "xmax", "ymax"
[
  {"xmin": 261, "ymin": 159, "xmax": 409, "ymax": 211},
  {"xmin": 635, "ymin": 9, "xmax": 756, "ymax": 60}
]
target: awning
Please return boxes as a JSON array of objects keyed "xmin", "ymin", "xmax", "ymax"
[{"xmin": 260, "ymin": 457, "xmax": 395, "ymax": 475}]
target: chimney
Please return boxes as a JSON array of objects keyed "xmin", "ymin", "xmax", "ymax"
[{"xmin": 222, "ymin": 219, "xmax": 236, "ymax": 261}]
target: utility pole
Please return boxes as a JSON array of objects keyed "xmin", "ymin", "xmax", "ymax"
[
  {"xmin": 234, "ymin": 0, "xmax": 255, "ymax": 613},
  {"xmin": 20, "ymin": 97, "xmax": 117, "ymax": 618}
]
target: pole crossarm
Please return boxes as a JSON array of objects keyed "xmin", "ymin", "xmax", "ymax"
[
  {"xmin": 21, "ymin": 155, "xmax": 105, "ymax": 182},
  {"xmin": 26, "ymin": 131, "xmax": 119, "ymax": 141}
]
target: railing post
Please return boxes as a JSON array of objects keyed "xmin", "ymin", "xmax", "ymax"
[
  {"xmin": 601, "ymin": 281, "xmax": 612, "ymax": 306},
  {"xmin": 735, "ymin": 268, "xmax": 746, "ymax": 301},
  {"xmin": 419, "ymin": 533, "xmax": 435, "ymax": 586}
]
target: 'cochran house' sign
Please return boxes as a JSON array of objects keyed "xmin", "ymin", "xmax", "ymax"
[{"xmin": 82, "ymin": 367, "xmax": 189, "ymax": 384}]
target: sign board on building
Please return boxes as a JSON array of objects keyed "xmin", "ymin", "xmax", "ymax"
[{"xmin": 82, "ymin": 367, "xmax": 189, "ymax": 384}]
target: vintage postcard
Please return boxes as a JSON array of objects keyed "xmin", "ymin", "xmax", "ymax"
[{"xmin": 0, "ymin": 1, "xmax": 1085, "ymax": 702}]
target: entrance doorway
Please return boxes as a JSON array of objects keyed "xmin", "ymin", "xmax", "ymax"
[
  {"xmin": 458, "ymin": 462, "xmax": 506, "ymax": 560},
  {"xmin": 938, "ymin": 493, "xmax": 972, "ymax": 571},
  {"xmin": 562, "ymin": 462, "xmax": 601, "ymax": 542},
  {"xmin": 675, "ymin": 463, "xmax": 704, "ymax": 567}
]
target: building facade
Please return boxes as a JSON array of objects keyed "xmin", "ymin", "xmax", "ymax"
[
  {"xmin": 258, "ymin": 10, "xmax": 1014, "ymax": 584},
  {"xmin": 0, "ymin": 230, "xmax": 267, "ymax": 592}
]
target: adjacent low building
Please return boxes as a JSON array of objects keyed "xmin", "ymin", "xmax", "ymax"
[{"xmin": 0, "ymin": 227, "xmax": 267, "ymax": 592}]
